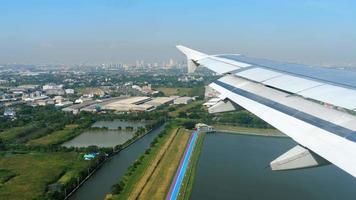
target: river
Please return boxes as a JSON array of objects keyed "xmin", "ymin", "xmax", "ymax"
[
  {"xmin": 191, "ymin": 132, "xmax": 356, "ymax": 200},
  {"xmin": 68, "ymin": 124, "xmax": 165, "ymax": 200}
]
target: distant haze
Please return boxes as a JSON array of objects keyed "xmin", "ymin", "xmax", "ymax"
[{"xmin": 0, "ymin": 0, "xmax": 356, "ymax": 66}]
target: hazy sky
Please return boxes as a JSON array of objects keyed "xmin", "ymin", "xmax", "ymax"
[{"xmin": 0, "ymin": 0, "xmax": 355, "ymax": 66}]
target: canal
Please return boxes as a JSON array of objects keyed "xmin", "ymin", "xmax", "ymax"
[
  {"xmin": 191, "ymin": 132, "xmax": 356, "ymax": 200},
  {"xmin": 68, "ymin": 124, "xmax": 165, "ymax": 200}
]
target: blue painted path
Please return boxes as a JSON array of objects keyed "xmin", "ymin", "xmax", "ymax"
[{"xmin": 166, "ymin": 130, "xmax": 199, "ymax": 200}]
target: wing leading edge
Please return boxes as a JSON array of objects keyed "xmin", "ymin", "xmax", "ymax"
[{"xmin": 177, "ymin": 45, "xmax": 356, "ymax": 177}]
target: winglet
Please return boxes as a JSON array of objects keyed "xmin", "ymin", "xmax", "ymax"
[{"xmin": 176, "ymin": 45, "xmax": 207, "ymax": 73}]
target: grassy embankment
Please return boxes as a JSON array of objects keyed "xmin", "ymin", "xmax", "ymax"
[
  {"xmin": 169, "ymin": 100, "xmax": 204, "ymax": 118},
  {"xmin": 213, "ymin": 124, "xmax": 286, "ymax": 137},
  {"xmin": 107, "ymin": 127, "xmax": 191, "ymax": 200},
  {"xmin": 0, "ymin": 152, "xmax": 89, "ymax": 200},
  {"xmin": 136, "ymin": 128, "xmax": 190, "ymax": 200},
  {"xmin": 178, "ymin": 132, "xmax": 205, "ymax": 200}
]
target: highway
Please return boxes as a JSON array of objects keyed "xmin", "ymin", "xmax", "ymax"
[{"xmin": 166, "ymin": 130, "xmax": 199, "ymax": 200}]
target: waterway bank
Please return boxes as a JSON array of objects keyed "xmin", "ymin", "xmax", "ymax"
[
  {"xmin": 213, "ymin": 124, "xmax": 286, "ymax": 137},
  {"xmin": 107, "ymin": 127, "xmax": 191, "ymax": 200},
  {"xmin": 166, "ymin": 130, "xmax": 199, "ymax": 200},
  {"xmin": 179, "ymin": 132, "xmax": 205, "ymax": 200}
]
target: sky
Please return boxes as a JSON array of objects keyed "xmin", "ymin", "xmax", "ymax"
[{"xmin": 0, "ymin": 0, "xmax": 355, "ymax": 66}]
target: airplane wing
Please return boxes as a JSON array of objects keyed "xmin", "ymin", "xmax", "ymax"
[{"xmin": 177, "ymin": 45, "xmax": 356, "ymax": 177}]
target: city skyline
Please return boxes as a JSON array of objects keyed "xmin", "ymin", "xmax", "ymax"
[{"xmin": 1, "ymin": 0, "xmax": 356, "ymax": 67}]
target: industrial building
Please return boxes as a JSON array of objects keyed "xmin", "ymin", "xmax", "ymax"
[
  {"xmin": 63, "ymin": 96, "xmax": 193, "ymax": 113},
  {"xmin": 96, "ymin": 96, "xmax": 154, "ymax": 112},
  {"xmin": 173, "ymin": 97, "xmax": 193, "ymax": 105},
  {"xmin": 144, "ymin": 97, "xmax": 176, "ymax": 107},
  {"xmin": 104, "ymin": 104, "xmax": 154, "ymax": 112},
  {"xmin": 62, "ymin": 100, "xmax": 97, "ymax": 114}
]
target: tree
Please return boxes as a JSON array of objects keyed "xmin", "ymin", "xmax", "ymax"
[
  {"xmin": 183, "ymin": 121, "xmax": 195, "ymax": 130},
  {"xmin": 178, "ymin": 111, "xmax": 187, "ymax": 118},
  {"xmin": 0, "ymin": 138, "xmax": 5, "ymax": 150}
]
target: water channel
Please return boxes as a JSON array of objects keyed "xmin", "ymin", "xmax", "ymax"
[
  {"xmin": 191, "ymin": 132, "xmax": 356, "ymax": 200},
  {"xmin": 68, "ymin": 124, "xmax": 165, "ymax": 200}
]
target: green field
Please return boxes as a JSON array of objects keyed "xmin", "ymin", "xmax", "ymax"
[
  {"xmin": 27, "ymin": 124, "xmax": 80, "ymax": 146},
  {"xmin": 0, "ymin": 125, "xmax": 36, "ymax": 142},
  {"xmin": 0, "ymin": 169, "xmax": 16, "ymax": 185},
  {"xmin": 0, "ymin": 152, "xmax": 89, "ymax": 200},
  {"xmin": 169, "ymin": 100, "xmax": 204, "ymax": 118}
]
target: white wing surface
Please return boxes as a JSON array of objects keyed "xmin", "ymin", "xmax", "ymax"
[{"xmin": 177, "ymin": 45, "xmax": 356, "ymax": 177}]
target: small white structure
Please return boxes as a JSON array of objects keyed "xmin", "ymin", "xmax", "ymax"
[
  {"xmin": 75, "ymin": 97, "xmax": 92, "ymax": 104},
  {"xmin": 43, "ymin": 83, "xmax": 63, "ymax": 90},
  {"xmin": 65, "ymin": 89, "xmax": 75, "ymax": 95},
  {"xmin": 4, "ymin": 108, "xmax": 15, "ymax": 118},
  {"xmin": 195, "ymin": 123, "xmax": 214, "ymax": 133},
  {"xmin": 55, "ymin": 101, "xmax": 73, "ymax": 107}
]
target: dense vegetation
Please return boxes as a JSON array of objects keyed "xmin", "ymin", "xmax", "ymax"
[
  {"xmin": 0, "ymin": 104, "xmax": 166, "ymax": 200},
  {"xmin": 168, "ymin": 100, "xmax": 272, "ymax": 129}
]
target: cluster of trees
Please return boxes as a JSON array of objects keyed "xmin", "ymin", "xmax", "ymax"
[
  {"xmin": 214, "ymin": 110, "xmax": 273, "ymax": 128},
  {"xmin": 173, "ymin": 101, "xmax": 272, "ymax": 129},
  {"xmin": 0, "ymin": 105, "xmax": 96, "ymax": 149}
]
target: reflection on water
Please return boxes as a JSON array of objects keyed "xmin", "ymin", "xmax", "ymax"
[
  {"xmin": 191, "ymin": 133, "xmax": 356, "ymax": 200},
  {"xmin": 91, "ymin": 119, "xmax": 147, "ymax": 130},
  {"xmin": 62, "ymin": 120, "xmax": 147, "ymax": 148},
  {"xmin": 62, "ymin": 130, "xmax": 134, "ymax": 147}
]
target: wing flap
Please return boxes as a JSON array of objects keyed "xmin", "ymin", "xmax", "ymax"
[
  {"xmin": 234, "ymin": 67, "xmax": 356, "ymax": 110},
  {"xmin": 209, "ymin": 75, "xmax": 356, "ymax": 177}
]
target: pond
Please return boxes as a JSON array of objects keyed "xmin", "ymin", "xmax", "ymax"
[
  {"xmin": 91, "ymin": 119, "xmax": 147, "ymax": 130},
  {"xmin": 62, "ymin": 120, "xmax": 147, "ymax": 148}
]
